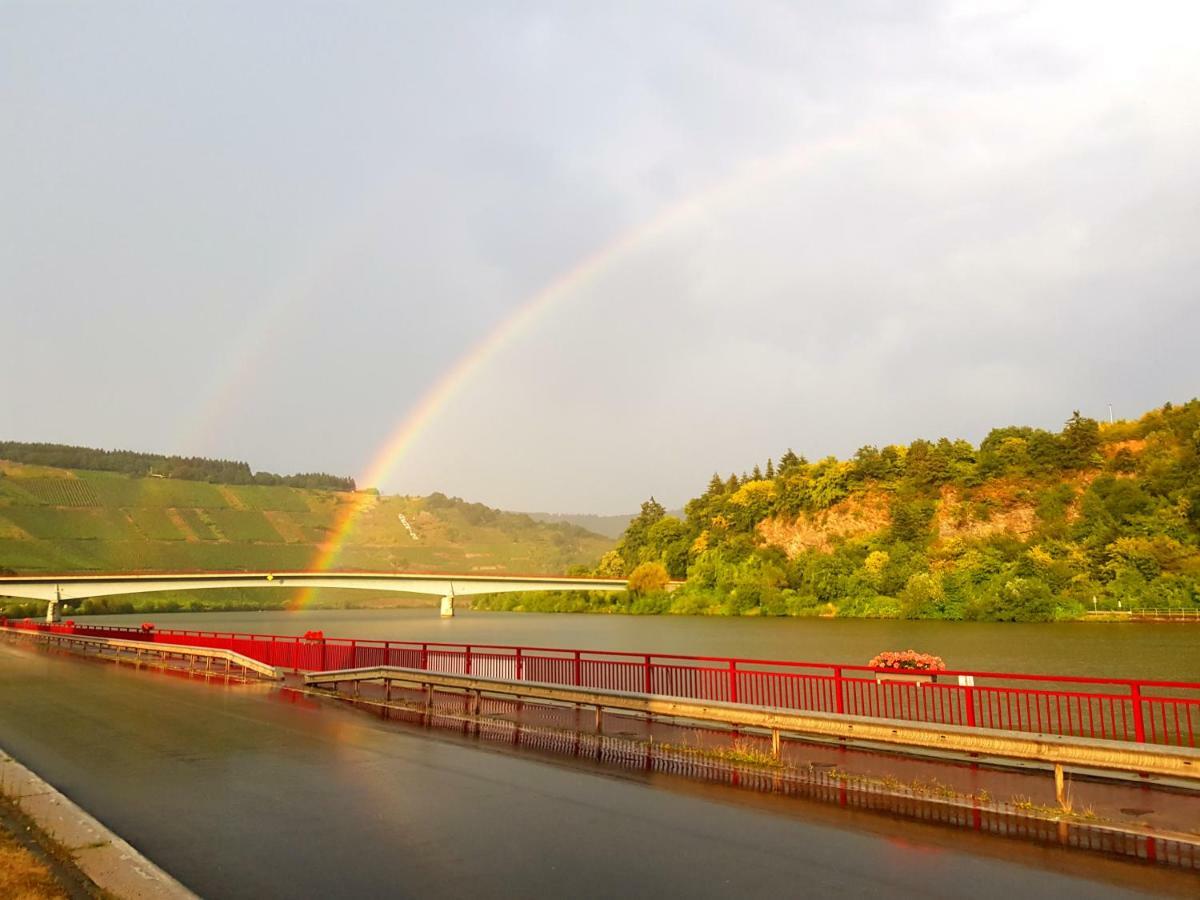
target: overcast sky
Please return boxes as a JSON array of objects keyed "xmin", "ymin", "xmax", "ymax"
[{"xmin": 2, "ymin": 2, "xmax": 1198, "ymax": 514}]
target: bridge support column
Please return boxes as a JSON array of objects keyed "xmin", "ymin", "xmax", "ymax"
[
  {"xmin": 440, "ymin": 593, "xmax": 455, "ymax": 618},
  {"xmin": 45, "ymin": 596, "xmax": 62, "ymax": 624}
]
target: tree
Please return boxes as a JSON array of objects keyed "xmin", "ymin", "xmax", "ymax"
[
  {"xmin": 627, "ymin": 561, "xmax": 670, "ymax": 595},
  {"xmin": 595, "ymin": 550, "xmax": 625, "ymax": 578},
  {"xmin": 1062, "ymin": 411, "xmax": 1101, "ymax": 469},
  {"xmin": 777, "ymin": 449, "xmax": 804, "ymax": 476},
  {"xmin": 618, "ymin": 497, "xmax": 668, "ymax": 568}
]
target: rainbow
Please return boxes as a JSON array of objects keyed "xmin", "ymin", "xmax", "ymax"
[{"xmin": 283, "ymin": 134, "xmax": 859, "ymax": 607}]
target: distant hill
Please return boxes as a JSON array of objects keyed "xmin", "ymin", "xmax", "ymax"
[
  {"xmin": 525, "ymin": 511, "xmax": 635, "ymax": 539},
  {"xmin": 0, "ymin": 440, "xmax": 356, "ymax": 491},
  {"xmin": 0, "ymin": 462, "xmax": 613, "ymax": 616},
  {"xmin": 525, "ymin": 509, "xmax": 685, "ymax": 539}
]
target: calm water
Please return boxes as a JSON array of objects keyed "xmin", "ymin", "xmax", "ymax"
[
  {"xmin": 0, "ymin": 639, "xmax": 1191, "ymax": 899},
  {"xmin": 86, "ymin": 608, "xmax": 1200, "ymax": 681}
]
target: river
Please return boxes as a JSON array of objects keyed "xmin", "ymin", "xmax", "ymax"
[{"xmin": 85, "ymin": 608, "xmax": 1200, "ymax": 681}]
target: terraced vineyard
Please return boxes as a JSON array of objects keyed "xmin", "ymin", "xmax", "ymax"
[{"xmin": 0, "ymin": 460, "xmax": 612, "ymax": 614}]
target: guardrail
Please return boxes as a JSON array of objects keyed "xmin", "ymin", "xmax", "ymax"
[
  {"xmin": 0, "ymin": 625, "xmax": 282, "ymax": 680},
  {"xmin": 4, "ymin": 619, "xmax": 1197, "ymax": 748},
  {"xmin": 1132, "ymin": 609, "xmax": 1200, "ymax": 621},
  {"xmin": 303, "ymin": 664, "xmax": 1200, "ymax": 782}
]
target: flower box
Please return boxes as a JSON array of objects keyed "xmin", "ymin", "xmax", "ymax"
[{"xmin": 875, "ymin": 670, "xmax": 937, "ymax": 686}]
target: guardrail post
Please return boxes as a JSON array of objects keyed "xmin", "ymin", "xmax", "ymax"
[
  {"xmin": 644, "ymin": 655, "xmax": 652, "ymax": 694},
  {"xmin": 834, "ymin": 666, "xmax": 845, "ymax": 714},
  {"xmin": 420, "ymin": 643, "xmax": 428, "ymax": 670},
  {"xmin": 515, "ymin": 648, "xmax": 523, "ymax": 681},
  {"xmin": 965, "ymin": 684, "xmax": 976, "ymax": 728},
  {"xmin": 465, "ymin": 645, "xmax": 472, "ymax": 675},
  {"xmin": 573, "ymin": 651, "xmax": 582, "ymax": 686},
  {"xmin": 350, "ymin": 640, "xmax": 357, "ymax": 668},
  {"xmin": 1131, "ymin": 683, "xmax": 1146, "ymax": 742},
  {"xmin": 728, "ymin": 660, "xmax": 738, "ymax": 704}
]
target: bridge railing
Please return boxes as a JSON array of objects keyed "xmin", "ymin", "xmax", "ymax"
[{"xmin": 5, "ymin": 618, "xmax": 1197, "ymax": 748}]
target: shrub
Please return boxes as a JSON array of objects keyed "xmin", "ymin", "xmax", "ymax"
[{"xmin": 627, "ymin": 561, "xmax": 670, "ymax": 595}]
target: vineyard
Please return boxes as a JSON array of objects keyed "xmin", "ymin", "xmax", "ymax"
[{"xmin": 0, "ymin": 458, "xmax": 612, "ymax": 612}]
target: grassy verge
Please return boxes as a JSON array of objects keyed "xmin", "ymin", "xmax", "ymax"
[{"xmin": 0, "ymin": 793, "xmax": 95, "ymax": 899}]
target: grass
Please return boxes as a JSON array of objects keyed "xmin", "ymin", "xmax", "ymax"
[
  {"xmin": 0, "ymin": 834, "xmax": 67, "ymax": 900},
  {"xmin": 126, "ymin": 507, "xmax": 185, "ymax": 541},
  {"xmin": 223, "ymin": 484, "xmax": 311, "ymax": 512},
  {"xmin": 0, "ymin": 796, "xmax": 73, "ymax": 900},
  {"xmin": 1, "ymin": 507, "xmax": 139, "ymax": 541},
  {"xmin": 79, "ymin": 471, "xmax": 231, "ymax": 509},
  {"xmin": 174, "ymin": 507, "xmax": 220, "ymax": 541},
  {"xmin": 205, "ymin": 509, "xmax": 283, "ymax": 542},
  {"xmin": 656, "ymin": 737, "xmax": 785, "ymax": 769}
]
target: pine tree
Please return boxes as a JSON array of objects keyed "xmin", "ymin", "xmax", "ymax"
[
  {"xmin": 778, "ymin": 449, "xmax": 801, "ymax": 475},
  {"xmin": 765, "ymin": 458, "xmax": 775, "ymax": 479}
]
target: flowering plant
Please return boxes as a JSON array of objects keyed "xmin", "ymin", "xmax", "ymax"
[{"xmin": 868, "ymin": 650, "xmax": 945, "ymax": 671}]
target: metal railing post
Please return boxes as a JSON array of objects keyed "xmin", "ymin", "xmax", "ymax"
[
  {"xmin": 420, "ymin": 643, "xmax": 428, "ymax": 670},
  {"xmin": 515, "ymin": 648, "xmax": 523, "ymax": 681},
  {"xmin": 644, "ymin": 655, "xmax": 652, "ymax": 694},
  {"xmin": 573, "ymin": 650, "xmax": 582, "ymax": 686},
  {"xmin": 834, "ymin": 666, "xmax": 845, "ymax": 714},
  {"xmin": 1131, "ymin": 682, "xmax": 1146, "ymax": 742},
  {"xmin": 728, "ymin": 660, "xmax": 738, "ymax": 704},
  {"xmin": 465, "ymin": 645, "xmax": 472, "ymax": 675}
]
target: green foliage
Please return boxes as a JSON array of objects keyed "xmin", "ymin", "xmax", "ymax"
[
  {"xmin": 627, "ymin": 561, "xmax": 670, "ymax": 595},
  {"xmin": 607, "ymin": 399, "xmax": 1200, "ymax": 621}
]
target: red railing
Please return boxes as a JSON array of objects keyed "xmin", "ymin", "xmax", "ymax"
[{"xmin": 6, "ymin": 618, "xmax": 1198, "ymax": 748}]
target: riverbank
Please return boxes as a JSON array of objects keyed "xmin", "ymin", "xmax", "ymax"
[
  {"xmin": 0, "ymin": 746, "xmax": 195, "ymax": 900},
  {"xmin": 469, "ymin": 591, "xmax": 1200, "ymax": 623}
]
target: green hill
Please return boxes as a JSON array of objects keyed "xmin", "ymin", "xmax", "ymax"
[
  {"xmin": 0, "ymin": 461, "xmax": 612, "ymax": 616},
  {"xmin": 509, "ymin": 401, "xmax": 1200, "ymax": 621}
]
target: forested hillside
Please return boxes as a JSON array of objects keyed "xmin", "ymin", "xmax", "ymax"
[
  {"xmin": 0, "ymin": 462, "xmax": 611, "ymax": 616},
  {"xmin": 0, "ymin": 441, "xmax": 356, "ymax": 491},
  {"xmin": 525, "ymin": 401, "xmax": 1199, "ymax": 621}
]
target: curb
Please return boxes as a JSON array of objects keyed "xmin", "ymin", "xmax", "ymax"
[{"xmin": 0, "ymin": 747, "xmax": 197, "ymax": 900}]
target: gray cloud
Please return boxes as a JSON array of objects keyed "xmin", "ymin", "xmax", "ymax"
[{"xmin": 2, "ymin": 2, "xmax": 1197, "ymax": 512}]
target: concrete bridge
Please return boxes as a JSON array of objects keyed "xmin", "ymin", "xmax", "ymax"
[{"xmin": 0, "ymin": 571, "xmax": 634, "ymax": 621}]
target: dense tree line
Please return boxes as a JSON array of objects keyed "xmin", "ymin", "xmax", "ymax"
[
  {"xmin": 592, "ymin": 401, "xmax": 1200, "ymax": 621},
  {"xmin": 0, "ymin": 441, "xmax": 356, "ymax": 491}
]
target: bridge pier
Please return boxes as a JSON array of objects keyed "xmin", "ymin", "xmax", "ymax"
[
  {"xmin": 45, "ymin": 590, "xmax": 62, "ymax": 624},
  {"xmin": 440, "ymin": 594, "xmax": 455, "ymax": 618}
]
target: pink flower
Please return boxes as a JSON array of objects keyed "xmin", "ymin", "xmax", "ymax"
[{"xmin": 868, "ymin": 650, "xmax": 946, "ymax": 671}]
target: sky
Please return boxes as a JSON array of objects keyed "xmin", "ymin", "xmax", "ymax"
[{"xmin": 2, "ymin": 1, "xmax": 1198, "ymax": 514}]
